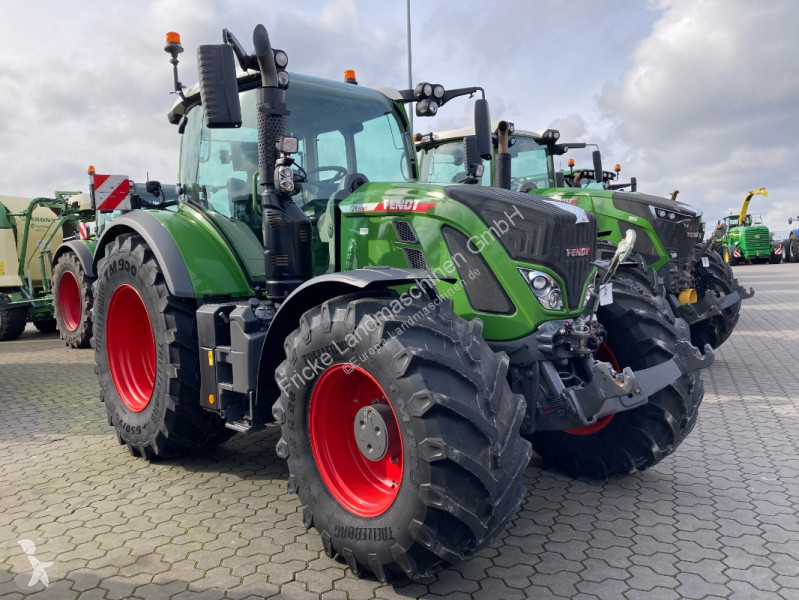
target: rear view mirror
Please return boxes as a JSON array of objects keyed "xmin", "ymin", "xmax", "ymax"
[
  {"xmin": 197, "ymin": 44, "xmax": 242, "ymax": 128},
  {"xmin": 592, "ymin": 150, "xmax": 603, "ymax": 180},
  {"xmin": 474, "ymin": 99, "xmax": 492, "ymax": 160}
]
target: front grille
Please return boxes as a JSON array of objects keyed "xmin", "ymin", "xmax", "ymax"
[
  {"xmin": 446, "ymin": 186, "xmax": 596, "ymax": 311},
  {"xmin": 403, "ymin": 247, "xmax": 429, "ymax": 270},
  {"xmin": 743, "ymin": 227, "xmax": 771, "ymax": 252},
  {"xmin": 651, "ymin": 217, "xmax": 702, "ymax": 259},
  {"xmin": 441, "ymin": 226, "xmax": 514, "ymax": 314}
]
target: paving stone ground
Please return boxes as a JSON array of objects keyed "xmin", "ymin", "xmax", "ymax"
[{"xmin": 1, "ymin": 263, "xmax": 798, "ymax": 599}]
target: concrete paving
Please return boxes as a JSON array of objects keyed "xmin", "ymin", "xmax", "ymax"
[{"xmin": 1, "ymin": 263, "xmax": 798, "ymax": 599}]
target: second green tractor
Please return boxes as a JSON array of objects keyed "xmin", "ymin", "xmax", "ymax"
[{"xmin": 417, "ymin": 124, "xmax": 753, "ymax": 351}]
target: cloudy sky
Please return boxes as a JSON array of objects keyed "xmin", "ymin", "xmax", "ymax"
[{"xmin": 1, "ymin": 0, "xmax": 797, "ymax": 235}]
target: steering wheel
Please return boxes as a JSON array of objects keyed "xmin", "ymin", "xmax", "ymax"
[
  {"xmin": 511, "ymin": 176, "xmax": 548, "ymax": 191},
  {"xmin": 305, "ymin": 165, "xmax": 348, "ymax": 185}
]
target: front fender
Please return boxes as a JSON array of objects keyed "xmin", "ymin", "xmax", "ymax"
[{"xmin": 253, "ymin": 267, "xmax": 444, "ymax": 420}]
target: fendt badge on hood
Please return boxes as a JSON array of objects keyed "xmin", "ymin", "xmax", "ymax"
[{"xmin": 565, "ymin": 247, "xmax": 591, "ymax": 257}]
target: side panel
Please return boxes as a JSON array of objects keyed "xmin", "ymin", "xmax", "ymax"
[
  {"xmin": 1, "ymin": 196, "xmax": 66, "ymax": 286},
  {"xmin": 337, "ymin": 182, "xmax": 594, "ymax": 341},
  {"xmin": 0, "ymin": 229, "xmax": 23, "ymax": 288}
]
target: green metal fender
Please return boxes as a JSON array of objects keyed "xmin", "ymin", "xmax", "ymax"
[
  {"xmin": 254, "ymin": 267, "xmax": 446, "ymax": 418},
  {"xmin": 54, "ymin": 239, "xmax": 97, "ymax": 278},
  {"xmin": 93, "ymin": 204, "xmax": 257, "ymax": 299}
]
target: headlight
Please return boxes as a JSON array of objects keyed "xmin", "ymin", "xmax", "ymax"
[
  {"xmin": 519, "ymin": 268, "xmax": 563, "ymax": 310},
  {"xmin": 277, "ymin": 165, "xmax": 294, "ymax": 193},
  {"xmin": 649, "ymin": 205, "xmax": 692, "ymax": 223}
]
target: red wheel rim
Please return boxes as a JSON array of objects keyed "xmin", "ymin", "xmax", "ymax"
[
  {"xmin": 57, "ymin": 271, "xmax": 81, "ymax": 331},
  {"xmin": 309, "ymin": 364, "xmax": 403, "ymax": 517},
  {"xmin": 106, "ymin": 284, "xmax": 155, "ymax": 412},
  {"xmin": 564, "ymin": 343, "xmax": 619, "ymax": 436}
]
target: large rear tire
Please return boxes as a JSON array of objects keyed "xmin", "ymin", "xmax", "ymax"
[
  {"xmin": 529, "ymin": 275, "xmax": 700, "ymax": 479},
  {"xmin": 692, "ymin": 246, "xmax": 740, "ymax": 349},
  {"xmin": 53, "ymin": 251, "xmax": 94, "ymax": 348},
  {"xmin": 273, "ymin": 294, "xmax": 531, "ymax": 581},
  {"xmin": 93, "ymin": 234, "xmax": 233, "ymax": 459},
  {"xmin": 0, "ymin": 307, "xmax": 26, "ymax": 341}
]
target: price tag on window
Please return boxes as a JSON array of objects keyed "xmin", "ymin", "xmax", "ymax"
[
  {"xmin": 702, "ymin": 257, "xmax": 710, "ymax": 267},
  {"xmin": 599, "ymin": 283, "xmax": 613, "ymax": 306}
]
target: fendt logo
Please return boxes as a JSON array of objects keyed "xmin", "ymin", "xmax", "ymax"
[{"xmin": 565, "ymin": 247, "xmax": 591, "ymax": 257}]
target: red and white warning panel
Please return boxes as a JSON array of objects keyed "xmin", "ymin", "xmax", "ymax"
[
  {"xmin": 94, "ymin": 175, "xmax": 131, "ymax": 211},
  {"xmin": 78, "ymin": 221, "xmax": 97, "ymax": 240}
]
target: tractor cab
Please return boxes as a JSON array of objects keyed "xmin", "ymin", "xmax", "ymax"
[{"xmin": 174, "ymin": 73, "xmax": 415, "ymax": 274}]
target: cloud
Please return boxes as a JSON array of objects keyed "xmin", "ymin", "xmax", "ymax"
[{"xmin": 597, "ymin": 0, "xmax": 799, "ymax": 226}]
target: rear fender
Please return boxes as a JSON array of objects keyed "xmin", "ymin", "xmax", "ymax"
[
  {"xmin": 93, "ymin": 209, "xmax": 254, "ymax": 298},
  {"xmin": 54, "ymin": 240, "xmax": 97, "ymax": 278}
]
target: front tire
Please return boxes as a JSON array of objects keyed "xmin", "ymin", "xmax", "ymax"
[
  {"xmin": 692, "ymin": 247, "xmax": 741, "ymax": 349},
  {"xmin": 273, "ymin": 295, "xmax": 531, "ymax": 581},
  {"xmin": 529, "ymin": 275, "xmax": 700, "ymax": 479},
  {"xmin": 93, "ymin": 234, "xmax": 233, "ymax": 459},
  {"xmin": 0, "ymin": 308, "xmax": 26, "ymax": 341},
  {"xmin": 53, "ymin": 251, "xmax": 94, "ymax": 348}
]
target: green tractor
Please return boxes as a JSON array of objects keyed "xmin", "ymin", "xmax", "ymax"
[
  {"xmin": 417, "ymin": 123, "xmax": 753, "ymax": 350},
  {"xmin": 711, "ymin": 188, "xmax": 782, "ymax": 265},
  {"xmin": 0, "ymin": 192, "xmax": 89, "ymax": 340},
  {"xmin": 89, "ymin": 25, "xmax": 711, "ymax": 580}
]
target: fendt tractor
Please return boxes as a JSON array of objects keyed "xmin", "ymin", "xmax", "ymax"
[
  {"xmin": 89, "ymin": 25, "xmax": 711, "ymax": 581},
  {"xmin": 417, "ymin": 124, "xmax": 752, "ymax": 350},
  {"xmin": 712, "ymin": 188, "xmax": 782, "ymax": 265},
  {"xmin": 0, "ymin": 192, "xmax": 90, "ymax": 340}
]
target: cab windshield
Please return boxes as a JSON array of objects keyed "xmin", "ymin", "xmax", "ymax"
[
  {"xmin": 507, "ymin": 136, "xmax": 552, "ymax": 189},
  {"xmin": 421, "ymin": 141, "xmax": 490, "ymax": 186},
  {"xmin": 421, "ymin": 135, "xmax": 553, "ymax": 190},
  {"xmin": 179, "ymin": 73, "xmax": 414, "ymax": 219}
]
